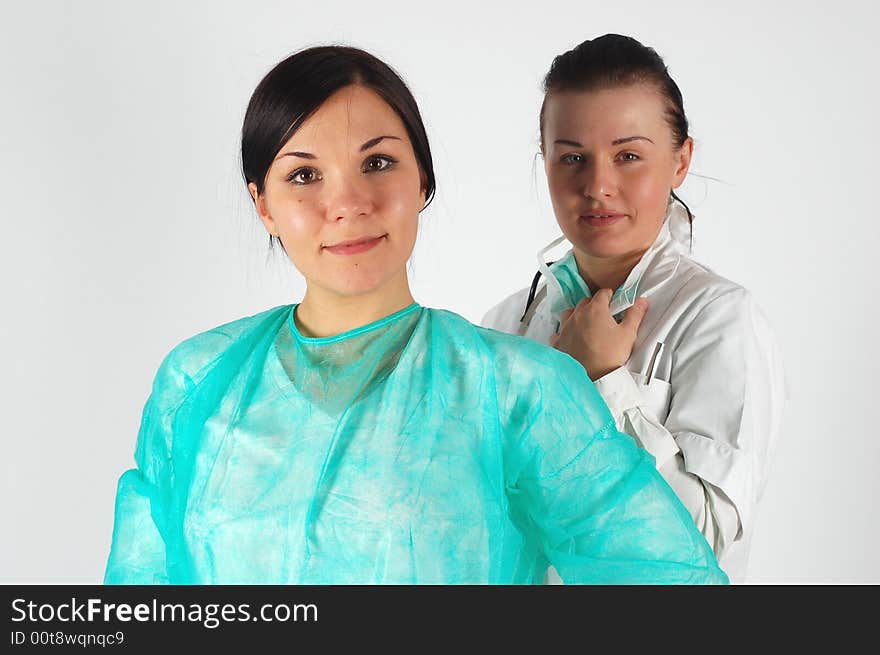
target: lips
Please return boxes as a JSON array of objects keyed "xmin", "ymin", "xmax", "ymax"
[
  {"xmin": 322, "ymin": 235, "xmax": 387, "ymax": 255},
  {"xmin": 579, "ymin": 211, "xmax": 626, "ymax": 227}
]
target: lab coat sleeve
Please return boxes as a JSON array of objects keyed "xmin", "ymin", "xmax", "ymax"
[
  {"xmin": 104, "ymin": 351, "xmax": 191, "ymax": 584},
  {"xmin": 595, "ymin": 288, "xmax": 784, "ymax": 552},
  {"xmin": 593, "ymin": 367, "xmax": 681, "ymax": 468},
  {"xmin": 501, "ymin": 349, "xmax": 728, "ymax": 584}
]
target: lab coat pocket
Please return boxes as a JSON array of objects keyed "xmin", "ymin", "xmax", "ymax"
[{"xmin": 628, "ymin": 371, "xmax": 673, "ymax": 423}]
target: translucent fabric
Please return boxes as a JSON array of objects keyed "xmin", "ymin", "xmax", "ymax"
[{"xmin": 104, "ymin": 303, "xmax": 727, "ymax": 584}]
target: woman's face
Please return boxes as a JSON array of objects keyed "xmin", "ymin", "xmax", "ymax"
[
  {"xmin": 542, "ymin": 83, "xmax": 693, "ymax": 261},
  {"xmin": 250, "ymin": 85, "xmax": 425, "ymax": 298}
]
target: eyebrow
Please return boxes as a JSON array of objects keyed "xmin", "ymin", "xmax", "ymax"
[
  {"xmin": 275, "ymin": 150, "xmax": 316, "ymax": 160},
  {"xmin": 275, "ymin": 135, "xmax": 403, "ymax": 161},
  {"xmin": 552, "ymin": 135, "xmax": 655, "ymax": 147},
  {"xmin": 554, "ymin": 139, "xmax": 583, "ymax": 147},
  {"xmin": 612, "ymin": 135, "xmax": 654, "ymax": 146},
  {"xmin": 359, "ymin": 135, "xmax": 401, "ymax": 151}
]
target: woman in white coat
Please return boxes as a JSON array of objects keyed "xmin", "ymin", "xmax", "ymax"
[{"xmin": 483, "ymin": 34, "xmax": 785, "ymax": 583}]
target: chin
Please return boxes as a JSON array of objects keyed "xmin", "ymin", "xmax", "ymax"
[
  {"xmin": 568, "ymin": 234, "xmax": 628, "ymax": 259},
  {"xmin": 330, "ymin": 280, "xmax": 386, "ymax": 298},
  {"xmin": 329, "ymin": 268, "xmax": 400, "ymax": 298}
]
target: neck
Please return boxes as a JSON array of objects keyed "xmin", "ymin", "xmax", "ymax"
[
  {"xmin": 572, "ymin": 248, "xmax": 646, "ymax": 296},
  {"xmin": 295, "ymin": 270, "xmax": 416, "ymax": 338}
]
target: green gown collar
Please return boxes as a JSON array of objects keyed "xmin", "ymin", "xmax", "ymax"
[{"xmin": 288, "ymin": 302, "xmax": 421, "ymax": 345}]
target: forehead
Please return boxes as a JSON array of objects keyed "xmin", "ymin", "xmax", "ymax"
[
  {"xmin": 289, "ymin": 84, "xmax": 409, "ymax": 148},
  {"xmin": 543, "ymin": 84, "xmax": 670, "ymax": 143}
]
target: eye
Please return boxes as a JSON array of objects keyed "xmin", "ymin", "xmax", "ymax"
[
  {"xmin": 560, "ymin": 153, "xmax": 584, "ymax": 165},
  {"xmin": 363, "ymin": 154, "xmax": 397, "ymax": 173},
  {"xmin": 287, "ymin": 167, "xmax": 321, "ymax": 185},
  {"xmin": 617, "ymin": 152, "xmax": 640, "ymax": 162}
]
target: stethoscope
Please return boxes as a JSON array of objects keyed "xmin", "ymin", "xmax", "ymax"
[{"xmin": 519, "ymin": 263, "xmax": 555, "ymax": 323}]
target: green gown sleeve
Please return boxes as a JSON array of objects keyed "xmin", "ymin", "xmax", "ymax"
[
  {"xmin": 104, "ymin": 352, "xmax": 185, "ymax": 584},
  {"xmin": 498, "ymin": 342, "xmax": 728, "ymax": 584}
]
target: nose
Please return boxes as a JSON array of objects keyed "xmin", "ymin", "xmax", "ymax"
[
  {"xmin": 324, "ymin": 173, "xmax": 375, "ymax": 222},
  {"xmin": 582, "ymin": 159, "xmax": 617, "ymax": 200}
]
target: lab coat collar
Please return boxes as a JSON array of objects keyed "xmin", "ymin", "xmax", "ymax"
[{"xmin": 536, "ymin": 201, "xmax": 691, "ymax": 318}]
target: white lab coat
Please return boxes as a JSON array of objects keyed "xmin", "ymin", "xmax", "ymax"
[{"xmin": 482, "ymin": 203, "xmax": 786, "ymax": 583}]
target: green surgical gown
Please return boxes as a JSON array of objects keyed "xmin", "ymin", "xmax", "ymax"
[{"xmin": 104, "ymin": 303, "xmax": 727, "ymax": 584}]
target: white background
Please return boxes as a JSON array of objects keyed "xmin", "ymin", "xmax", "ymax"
[{"xmin": 2, "ymin": 0, "xmax": 877, "ymax": 583}]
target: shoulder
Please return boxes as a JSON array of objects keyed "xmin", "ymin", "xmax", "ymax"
[
  {"xmin": 676, "ymin": 255, "xmax": 744, "ymax": 300},
  {"xmin": 670, "ymin": 256, "xmax": 770, "ymax": 325},
  {"xmin": 430, "ymin": 310, "xmax": 616, "ymax": 443},
  {"xmin": 663, "ymin": 260, "xmax": 782, "ymax": 375},
  {"xmin": 426, "ymin": 307, "xmax": 590, "ymax": 388},
  {"xmin": 151, "ymin": 304, "xmax": 292, "ymax": 399},
  {"xmin": 428, "ymin": 307, "xmax": 541, "ymax": 354}
]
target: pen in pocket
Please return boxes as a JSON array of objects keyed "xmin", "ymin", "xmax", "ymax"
[{"xmin": 644, "ymin": 341, "xmax": 664, "ymax": 385}]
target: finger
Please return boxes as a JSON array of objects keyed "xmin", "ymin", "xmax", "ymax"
[
  {"xmin": 559, "ymin": 308, "xmax": 574, "ymax": 324},
  {"xmin": 593, "ymin": 288, "xmax": 614, "ymax": 307},
  {"xmin": 567, "ymin": 298, "xmax": 591, "ymax": 321},
  {"xmin": 621, "ymin": 297, "xmax": 649, "ymax": 332},
  {"xmin": 574, "ymin": 296, "xmax": 592, "ymax": 311}
]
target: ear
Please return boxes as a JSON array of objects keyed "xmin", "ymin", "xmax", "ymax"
[
  {"xmin": 418, "ymin": 170, "xmax": 428, "ymax": 207},
  {"xmin": 248, "ymin": 182, "xmax": 278, "ymax": 236},
  {"xmin": 540, "ymin": 143, "xmax": 553, "ymax": 177},
  {"xmin": 671, "ymin": 137, "xmax": 694, "ymax": 189}
]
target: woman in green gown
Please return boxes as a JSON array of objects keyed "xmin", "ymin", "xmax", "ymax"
[{"xmin": 104, "ymin": 45, "xmax": 727, "ymax": 585}]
